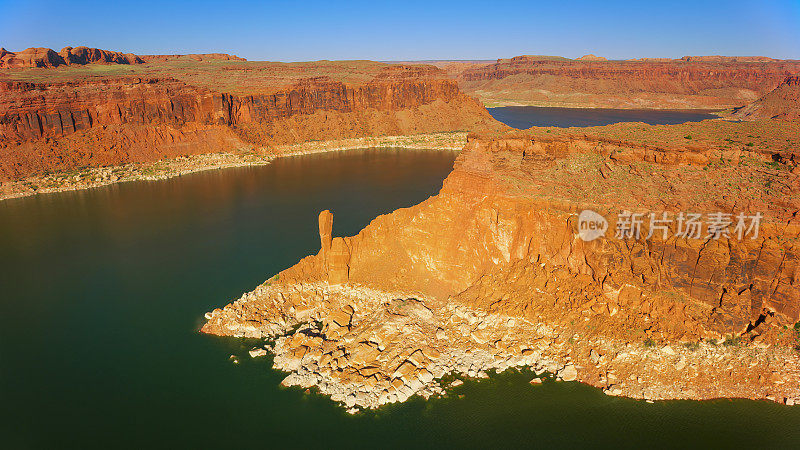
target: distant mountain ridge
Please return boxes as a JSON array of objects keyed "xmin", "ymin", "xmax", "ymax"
[
  {"xmin": 0, "ymin": 46, "xmax": 144, "ymax": 68},
  {"xmin": 0, "ymin": 46, "xmax": 246, "ymax": 69}
]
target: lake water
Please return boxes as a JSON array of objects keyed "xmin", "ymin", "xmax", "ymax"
[
  {"xmin": 2, "ymin": 148, "xmax": 799, "ymax": 448},
  {"xmin": 488, "ymin": 106, "xmax": 716, "ymax": 129}
]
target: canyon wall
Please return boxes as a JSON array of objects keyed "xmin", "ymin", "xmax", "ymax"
[
  {"xmin": 202, "ymin": 127, "xmax": 800, "ymax": 408},
  {"xmin": 733, "ymin": 75, "xmax": 800, "ymax": 121},
  {"xmin": 0, "ymin": 64, "xmax": 498, "ymax": 179},
  {"xmin": 457, "ymin": 55, "xmax": 800, "ymax": 108},
  {"xmin": 279, "ymin": 131, "xmax": 800, "ymax": 341}
]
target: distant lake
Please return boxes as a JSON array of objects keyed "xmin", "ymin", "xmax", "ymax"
[{"xmin": 488, "ymin": 106, "xmax": 716, "ymax": 129}]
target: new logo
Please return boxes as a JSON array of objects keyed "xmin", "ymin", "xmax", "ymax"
[{"xmin": 578, "ymin": 210, "xmax": 608, "ymax": 242}]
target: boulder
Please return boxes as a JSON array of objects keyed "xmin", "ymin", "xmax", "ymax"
[
  {"xmin": 417, "ymin": 368, "xmax": 434, "ymax": 383},
  {"xmin": 590, "ymin": 349, "xmax": 601, "ymax": 364},
  {"xmin": 557, "ymin": 363, "xmax": 578, "ymax": 382},
  {"xmin": 248, "ymin": 348, "xmax": 268, "ymax": 358}
]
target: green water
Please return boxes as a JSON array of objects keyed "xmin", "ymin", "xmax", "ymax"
[{"xmin": 1, "ymin": 148, "xmax": 798, "ymax": 449}]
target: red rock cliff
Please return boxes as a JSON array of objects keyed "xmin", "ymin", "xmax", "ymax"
[
  {"xmin": 733, "ymin": 75, "xmax": 800, "ymax": 121},
  {"xmin": 202, "ymin": 126, "xmax": 800, "ymax": 407},
  {"xmin": 0, "ymin": 46, "xmax": 144, "ymax": 68},
  {"xmin": 280, "ymin": 131, "xmax": 800, "ymax": 341},
  {"xmin": 0, "ymin": 64, "xmax": 498, "ymax": 179}
]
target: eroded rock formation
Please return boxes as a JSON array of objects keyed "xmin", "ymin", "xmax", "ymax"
[
  {"xmin": 203, "ymin": 128, "xmax": 800, "ymax": 410},
  {"xmin": 319, "ymin": 210, "xmax": 333, "ymax": 267},
  {"xmin": 0, "ymin": 46, "xmax": 144, "ymax": 68},
  {"xmin": 733, "ymin": 75, "xmax": 800, "ymax": 121}
]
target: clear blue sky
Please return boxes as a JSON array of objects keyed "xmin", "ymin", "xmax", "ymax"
[{"xmin": 1, "ymin": 0, "xmax": 799, "ymax": 61}]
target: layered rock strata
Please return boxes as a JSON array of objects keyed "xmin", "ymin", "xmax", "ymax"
[
  {"xmin": 0, "ymin": 46, "xmax": 144, "ymax": 68},
  {"xmin": 456, "ymin": 55, "xmax": 800, "ymax": 108},
  {"xmin": 203, "ymin": 130, "xmax": 800, "ymax": 410},
  {"xmin": 0, "ymin": 64, "xmax": 498, "ymax": 180},
  {"xmin": 733, "ymin": 75, "xmax": 800, "ymax": 121}
]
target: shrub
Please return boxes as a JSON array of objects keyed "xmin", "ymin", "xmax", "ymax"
[
  {"xmin": 683, "ymin": 341, "xmax": 701, "ymax": 352},
  {"xmin": 722, "ymin": 336, "xmax": 742, "ymax": 347}
]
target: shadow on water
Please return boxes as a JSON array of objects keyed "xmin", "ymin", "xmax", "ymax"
[{"xmin": 1, "ymin": 147, "xmax": 798, "ymax": 448}]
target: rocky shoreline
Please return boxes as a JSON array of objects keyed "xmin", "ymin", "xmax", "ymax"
[
  {"xmin": 204, "ymin": 280, "xmax": 800, "ymax": 413},
  {"xmin": 0, "ymin": 132, "xmax": 467, "ymax": 202},
  {"xmin": 0, "ymin": 151, "xmax": 274, "ymax": 201}
]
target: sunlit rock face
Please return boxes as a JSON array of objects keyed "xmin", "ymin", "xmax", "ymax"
[
  {"xmin": 0, "ymin": 63, "xmax": 498, "ymax": 180},
  {"xmin": 456, "ymin": 55, "xmax": 800, "ymax": 108},
  {"xmin": 202, "ymin": 130, "xmax": 800, "ymax": 409},
  {"xmin": 733, "ymin": 75, "xmax": 800, "ymax": 121}
]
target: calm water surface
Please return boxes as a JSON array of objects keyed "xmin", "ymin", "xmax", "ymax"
[
  {"xmin": 2, "ymin": 148, "xmax": 798, "ymax": 448},
  {"xmin": 489, "ymin": 106, "xmax": 716, "ymax": 129}
]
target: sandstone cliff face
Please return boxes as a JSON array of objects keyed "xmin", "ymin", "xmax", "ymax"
[
  {"xmin": 0, "ymin": 78, "xmax": 220, "ymax": 142},
  {"xmin": 0, "ymin": 46, "xmax": 144, "ymax": 68},
  {"xmin": 0, "ymin": 48, "xmax": 63, "ymax": 68},
  {"xmin": 0, "ymin": 65, "xmax": 497, "ymax": 179},
  {"xmin": 58, "ymin": 46, "xmax": 145, "ymax": 65},
  {"xmin": 202, "ymin": 130, "xmax": 800, "ymax": 408},
  {"xmin": 279, "ymin": 132, "xmax": 800, "ymax": 341},
  {"xmin": 457, "ymin": 56, "xmax": 800, "ymax": 108},
  {"xmin": 733, "ymin": 75, "xmax": 800, "ymax": 121}
]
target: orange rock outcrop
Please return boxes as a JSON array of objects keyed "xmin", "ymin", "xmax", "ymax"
[
  {"xmin": 319, "ymin": 210, "xmax": 333, "ymax": 267},
  {"xmin": 0, "ymin": 46, "xmax": 144, "ymax": 68},
  {"xmin": 203, "ymin": 125, "xmax": 800, "ymax": 409},
  {"xmin": 0, "ymin": 45, "xmax": 246, "ymax": 69},
  {"xmin": 281, "ymin": 132, "xmax": 799, "ymax": 332},
  {"xmin": 733, "ymin": 75, "xmax": 800, "ymax": 121}
]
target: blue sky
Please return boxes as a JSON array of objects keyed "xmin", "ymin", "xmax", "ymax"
[{"xmin": 1, "ymin": 0, "xmax": 799, "ymax": 61}]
